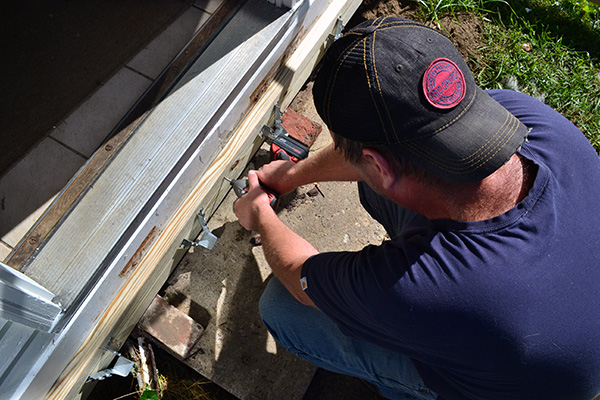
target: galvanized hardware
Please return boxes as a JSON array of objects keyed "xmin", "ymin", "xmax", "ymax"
[
  {"xmin": 87, "ymin": 354, "xmax": 135, "ymax": 382},
  {"xmin": 181, "ymin": 208, "xmax": 218, "ymax": 250},
  {"xmin": 103, "ymin": 337, "xmax": 123, "ymax": 354},
  {"xmin": 261, "ymin": 105, "xmax": 286, "ymax": 142},
  {"xmin": 326, "ymin": 16, "xmax": 345, "ymax": 47}
]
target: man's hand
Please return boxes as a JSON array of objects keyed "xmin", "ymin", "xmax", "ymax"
[
  {"xmin": 257, "ymin": 160, "xmax": 298, "ymax": 196},
  {"xmin": 231, "ymin": 143, "xmax": 361, "ymax": 307},
  {"xmin": 233, "ymin": 170, "xmax": 274, "ymax": 232},
  {"xmin": 232, "ymin": 169, "xmax": 317, "ymax": 307}
]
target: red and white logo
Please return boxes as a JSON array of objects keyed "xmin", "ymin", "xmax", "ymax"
[{"xmin": 422, "ymin": 58, "xmax": 466, "ymax": 109}]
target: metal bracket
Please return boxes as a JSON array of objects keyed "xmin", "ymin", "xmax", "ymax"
[
  {"xmin": 181, "ymin": 208, "xmax": 218, "ymax": 250},
  {"xmin": 87, "ymin": 351, "xmax": 135, "ymax": 382},
  {"xmin": 326, "ymin": 16, "xmax": 345, "ymax": 48},
  {"xmin": 260, "ymin": 105, "xmax": 286, "ymax": 143}
]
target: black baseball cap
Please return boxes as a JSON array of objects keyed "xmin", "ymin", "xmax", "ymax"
[{"xmin": 313, "ymin": 16, "xmax": 528, "ymax": 183}]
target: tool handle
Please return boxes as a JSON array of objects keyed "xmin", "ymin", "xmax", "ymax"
[
  {"xmin": 272, "ymin": 144, "xmax": 293, "ymax": 162},
  {"xmin": 259, "ymin": 184, "xmax": 278, "ymax": 208},
  {"xmin": 230, "ymin": 178, "xmax": 278, "ymax": 208},
  {"xmin": 245, "ymin": 181, "xmax": 278, "ymax": 208}
]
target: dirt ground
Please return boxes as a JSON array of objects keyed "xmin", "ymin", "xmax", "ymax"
[{"xmin": 355, "ymin": 0, "xmax": 485, "ymax": 65}]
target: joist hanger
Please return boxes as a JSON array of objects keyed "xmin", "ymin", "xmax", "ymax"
[
  {"xmin": 181, "ymin": 208, "xmax": 218, "ymax": 250},
  {"xmin": 261, "ymin": 105, "xmax": 286, "ymax": 142},
  {"xmin": 86, "ymin": 348, "xmax": 134, "ymax": 382},
  {"xmin": 326, "ymin": 16, "xmax": 345, "ymax": 48}
]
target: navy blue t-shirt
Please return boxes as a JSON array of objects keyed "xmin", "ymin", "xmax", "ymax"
[{"xmin": 302, "ymin": 90, "xmax": 600, "ymax": 400}]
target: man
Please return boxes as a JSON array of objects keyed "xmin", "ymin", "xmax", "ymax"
[{"xmin": 233, "ymin": 16, "xmax": 600, "ymax": 400}]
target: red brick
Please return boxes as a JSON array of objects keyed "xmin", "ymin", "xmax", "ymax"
[
  {"xmin": 280, "ymin": 108, "xmax": 322, "ymax": 148},
  {"xmin": 139, "ymin": 295, "xmax": 204, "ymax": 359}
]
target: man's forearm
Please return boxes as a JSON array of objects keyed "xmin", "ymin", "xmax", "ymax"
[
  {"xmin": 240, "ymin": 143, "xmax": 359, "ymax": 306},
  {"xmin": 233, "ymin": 171, "xmax": 317, "ymax": 306},
  {"xmin": 289, "ymin": 142, "xmax": 363, "ymax": 186},
  {"xmin": 256, "ymin": 209, "xmax": 317, "ymax": 306},
  {"xmin": 257, "ymin": 142, "xmax": 362, "ymax": 196}
]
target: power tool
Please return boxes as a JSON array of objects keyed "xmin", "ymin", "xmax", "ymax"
[
  {"xmin": 270, "ymin": 134, "xmax": 309, "ymax": 163},
  {"xmin": 261, "ymin": 109, "xmax": 310, "ymax": 163},
  {"xmin": 224, "ymin": 177, "xmax": 278, "ymax": 208}
]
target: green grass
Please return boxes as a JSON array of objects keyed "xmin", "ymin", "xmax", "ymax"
[
  {"xmin": 414, "ymin": 0, "xmax": 509, "ymax": 25},
  {"xmin": 416, "ymin": 0, "xmax": 600, "ymax": 152}
]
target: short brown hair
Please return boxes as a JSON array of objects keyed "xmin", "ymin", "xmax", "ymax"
[{"xmin": 331, "ymin": 132, "xmax": 440, "ymax": 184}]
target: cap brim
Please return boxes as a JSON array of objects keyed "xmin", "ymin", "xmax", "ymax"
[{"xmin": 401, "ymin": 89, "xmax": 529, "ymax": 183}]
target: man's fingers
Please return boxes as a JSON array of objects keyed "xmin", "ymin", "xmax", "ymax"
[{"xmin": 247, "ymin": 170, "xmax": 260, "ymax": 189}]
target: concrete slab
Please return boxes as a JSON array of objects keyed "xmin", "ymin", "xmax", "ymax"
[
  {"xmin": 0, "ymin": 0, "xmax": 191, "ymax": 175},
  {"xmin": 127, "ymin": 7, "xmax": 211, "ymax": 79},
  {"xmin": 194, "ymin": 0, "xmax": 226, "ymax": 14},
  {"xmin": 163, "ymin": 82, "xmax": 387, "ymax": 399},
  {"xmin": 0, "ymin": 241, "xmax": 11, "ymax": 262},
  {"xmin": 0, "ymin": 138, "xmax": 86, "ymax": 247},
  {"xmin": 50, "ymin": 67, "xmax": 152, "ymax": 158}
]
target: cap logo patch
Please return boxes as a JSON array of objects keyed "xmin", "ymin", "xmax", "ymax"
[{"xmin": 423, "ymin": 58, "xmax": 466, "ymax": 109}]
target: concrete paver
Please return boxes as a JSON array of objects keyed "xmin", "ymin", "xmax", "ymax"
[
  {"xmin": 139, "ymin": 295, "xmax": 205, "ymax": 359},
  {"xmin": 50, "ymin": 68, "xmax": 153, "ymax": 157},
  {"xmin": 0, "ymin": 138, "xmax": 86, "ymax": 247},
  {"xmin": 127, "ymin": 6, "xmax": 211, "ymax": 79}
]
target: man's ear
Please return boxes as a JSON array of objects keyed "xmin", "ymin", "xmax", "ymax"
[{"xmin": 361, "ymin": 148, "xmax": 397, "ymax": 189}]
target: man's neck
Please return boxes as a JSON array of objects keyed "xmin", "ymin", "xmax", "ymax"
[
  {"xmin": 448, "ymin": 154, "xmax": 536, "ymax": 221},
  {"xmin": 400, "ymin": 154, "xmax": 536, "ymax": 222}
]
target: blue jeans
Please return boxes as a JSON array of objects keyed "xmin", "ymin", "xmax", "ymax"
[{"xmin": 259, "ymin": 183, "xmax": 437, "ymax": 400}]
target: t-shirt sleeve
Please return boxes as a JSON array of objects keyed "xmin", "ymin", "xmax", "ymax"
[
  {"xmin": 300, "ymin": 240, "xmax": 424, "ymax": 343},
  {"xmin": 302, "ymin": 248, "xmax": 385, "ymax": 339}
]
